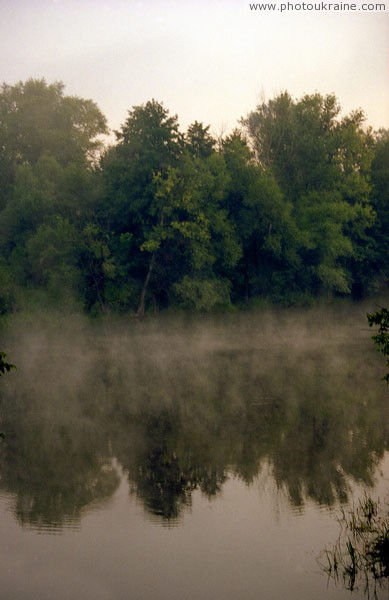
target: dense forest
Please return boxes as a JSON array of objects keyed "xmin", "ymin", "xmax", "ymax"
[{"xmin": 0, "ymin": 79, "xmax": 388, "ymax": 316}]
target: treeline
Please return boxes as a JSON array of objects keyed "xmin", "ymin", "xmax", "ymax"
[{"xmin": 0, "ymin": 79, "xmax": 387, "ymax": 315}]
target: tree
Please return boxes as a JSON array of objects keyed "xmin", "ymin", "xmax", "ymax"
[
  {"xmin": 0, "ymin": 79, "xmax": 107, "ymax": 166},
  {"xmin": 0, "ymin": 83, "xmax": 385, "ymax": 314},
  {"xmin": 101, "ymin": 106, "xmax": 241, "ymax": 314},
  {"xmin": 367, "ymin": 307, "xmax": 389, "ymax": 382},
  {"xmin": 26, "ymin": 217, "xmax": 81, "ymax": 302},
  {"xmin": 0, "ymin": 79, "xmax": 107, "ymax": 210},
  {"xmin": 100, "ymin": 100, "xmax": 183, "ymax": 314},
  {"xmin": 103, "ymin": 98, "xmax": 182, "ymax": 238},
  {"xmin": 185, "ymin": 121, "xmax": 215, "ymax": 158},
  {"xmin": 133, "ymin": 151, "xmax": 240, "ymax": 314},
  {"xmin": 241, "ymin": 92, "xmax": 363, "ymax": 200},
  {"xmin": 295, "ymin": 191, "xmax": 355, "ymax": 295},
  {"xmin": 153, "ymin": 153, "xmax": 240, "ymax": 312},
  {"xmin": 221, "ymin": 131, "xmax": 302, "ymax": 303},
  {"xmin": 0, "ymin": 79, "xmax": 108, "ymax": 312},
  {"xmin": 241, "ymin": 92, "xmax": 375, "ymax": 298},
  {"xmin": 366, "ymin": 130, "xmax": 389, "ymax": 292}
]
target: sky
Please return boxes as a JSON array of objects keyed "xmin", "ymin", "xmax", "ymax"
[{"xmin": 0, "ymin": 0, "xmax": 388, "ymax": 137}]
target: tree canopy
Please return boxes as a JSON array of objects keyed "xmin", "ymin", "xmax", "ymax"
[{"xmin": 0, "ymin": 80, "xmax": 387, "ymax": 315}]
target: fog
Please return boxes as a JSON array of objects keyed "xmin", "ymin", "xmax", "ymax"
[
  {"xmin": 2, "ymin": 300, "xmax": 386, "ymax": 415},
  {"xmin": 0, "ymin": 301, "xmax": 388, "ymax": 527}
]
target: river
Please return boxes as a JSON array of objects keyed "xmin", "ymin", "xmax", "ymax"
[{"xmin": 0, "ymin": 302, "xmax": 388, "ymax": 599}]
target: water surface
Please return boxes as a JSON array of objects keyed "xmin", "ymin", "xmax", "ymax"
[{"xmin": 0, "ymin": 304, "xmax": 388, "ymax": 599}]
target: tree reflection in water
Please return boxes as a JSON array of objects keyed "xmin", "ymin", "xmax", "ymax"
[{"xmin": 0, "ymin": 308, "xmax": 388, "ymax": 527}]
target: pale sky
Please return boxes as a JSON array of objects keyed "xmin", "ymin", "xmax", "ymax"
[{"xmin": 0, "ymin": 0, "xmax": 388, "ymax": 137}]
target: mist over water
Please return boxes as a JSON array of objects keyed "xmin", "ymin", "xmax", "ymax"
[
  {"xmin": 1, "ymin": 302, "xmax": 387, "ymax": 523},
  {"xmin": 0, "ymin": 302, "xmax": 388, "ymax": 599}
]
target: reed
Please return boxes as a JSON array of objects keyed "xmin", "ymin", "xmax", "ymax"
[{"xmin": 321, "ymin": 492, "xmax": 388, "ymax": 597}]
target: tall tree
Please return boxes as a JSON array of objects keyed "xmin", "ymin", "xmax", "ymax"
[
  {"xmin": 241, "ymin": 92, "xmax": 375, "ymax": 298},
  {"xmin": 185, "ymin": 121, "xmax": 215, "ymax": 158},
  {"xmin": 100, "ymin": 111, "xmax": 242, "ymax": 314},
  {"xmin": 367, "ymin": 130, "xmax": 389, "ymax": 291},
  {"xmin": 0, "ymin": 79, "xmax": 107, "ymax": 208},
  {"xmin": 0, "ymin": 79, "xmax": 107, "ymax": 167},
  {"xmin": 221, "ymin": 131, "xmax": 302, "ymax": 303},
  {"xmin": 0, "ymin": 79, "xmax": 108, "ymax": 310},
  {"xmin": 101, "ymin": 100, "xmax": 183, "ymax": 314}
]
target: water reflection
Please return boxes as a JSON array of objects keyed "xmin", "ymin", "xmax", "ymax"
[
  {"xmin": 0, "ymin": 403, "xmax": 119, "ymax": 530},
  {"xmin": 0, "ymin": 307, "xmax": 388, "ymax": 529}
]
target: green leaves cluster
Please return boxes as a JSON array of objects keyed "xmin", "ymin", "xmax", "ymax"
[
  {"xmin": 0, "ymin": 80, "xmax": 387, "ymax": 315},
  {"xmin": 0, "ymin": 352, "xmax": 15, "ymax": 377},
  {"xmin": 368, "ymin": 308, "xmax": 389, "ymax": 382}
]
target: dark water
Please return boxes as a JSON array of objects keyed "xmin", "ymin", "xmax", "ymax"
[{"xmin": 0, "ymin": 304, "xmax": 388, "ymax": 599}]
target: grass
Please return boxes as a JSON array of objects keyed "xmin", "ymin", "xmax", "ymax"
[{"xmin": 320, "ymin": 492, "xmax": 388, "ymax": 598}]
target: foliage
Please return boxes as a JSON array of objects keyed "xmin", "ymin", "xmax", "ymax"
[
  {"xmin": 241, "ymin": 92, "xmax": 376, "ymax": 298},
  {"xmin": 0, "ymin": 352, "xmax": 15, "ymax": 377},
  {"xmin": 0, "ymin": 80, "xmax": 387, "ymax": 315},
  {"xmin": 321, "ymin": 494, "xmax": 388, "ymax": 597},
  {"xmin": 0, "ymin": 78, "xmax": 108, "ymax": 170},
  {"xmin": 367, "ymin": 307, "xmax": 389, "ymax": 382},
  {"xmin": 367, "ymin": 130, "xmax": 389, "ymax": 293},
  {"xmin": 173, "ymin": 275, "xmax": 231, "ymax": 311},
  {"xmin": 0, "ymin": 352, "xmax": 15, "ymax": 439}
]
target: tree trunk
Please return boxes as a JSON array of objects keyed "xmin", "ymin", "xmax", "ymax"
[
  {"xmin": 137, "ymin": 209, "xmax": 164, "ymax": 318},
  {"xmin": 90, "ymin": 261, "xmax": 108, "ymax": 314},
  {"xmin": 136, "ymin": 251, "xmax": 157, "ymax": 318}
]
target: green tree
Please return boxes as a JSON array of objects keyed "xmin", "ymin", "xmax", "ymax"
[
  {"xmin": 100, "ymin": 100, "xmax": 183, "ymax": 314},
  {"xmin": 0, "ymin": 79, "xmax": 107, "ymax": 168},
  {"xmin": 367, "ymin": 307, "xmax": 389, "ymax": 382},
  {"xmin": 153, "ymin": 153, "xmax": 240, "ymax": 312},
  {"xmin": 0, "ymin": 79, "xmax": 108, "ymax": 312},
  {"xmin": 185, "ymin": 121, "xmax": 215, "ymax": 158},
  {"xmin": 221, "ymin": 131, "xmax": 302, "ymax": 303},
  {"xmin": 133, "ymin": 151, "xmax": 240, "ymax": 314},
  {"xmin": 101, "ymin": 106, "xmax": 240, "ymax": 314},
  {"xmin": 25, "ymin": 217, "xmax": 81, "ymax": 302},
  {"xmin": 241, "ymin": 92, "xmax": 375, "ymax": 298},
  {"xmin": 367, "ymin": 130, "xmax": 389, "ymax": 292}
]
